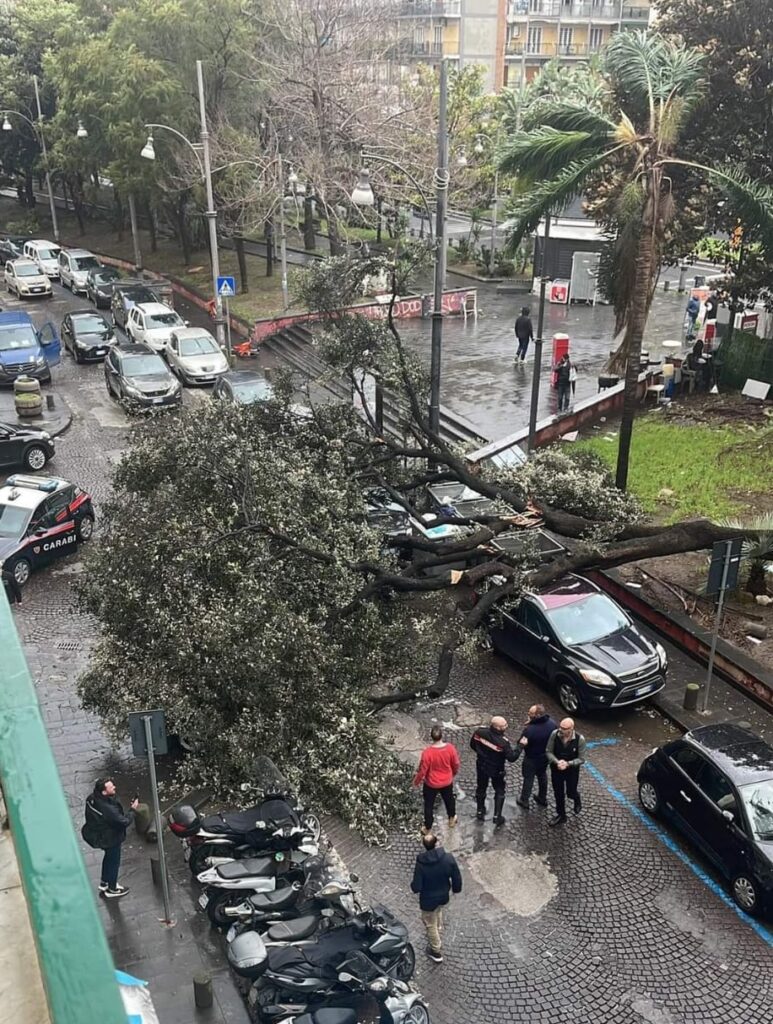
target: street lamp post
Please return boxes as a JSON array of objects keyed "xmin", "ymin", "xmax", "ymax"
[
  {"xmin": 527, "ymin": 211, "xmax": 551, "ymax": 452},
  {"xmin": 141, "ymin": 59, "xmax": 226, "ymax": 352},
  {"xmin": 3, "ymin": 79, "xmax": 60, "ymax": 242}
]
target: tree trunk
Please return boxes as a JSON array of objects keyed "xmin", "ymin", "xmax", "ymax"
[
  {"xmin": 145, "ymin": 198, "xmax": 157, "ymax": 253},
  {"xmin": 234, "ymin": 236, "xmax": 249, "ymax": 293},
  {"xmin": 303, "ymin": 191, "xmax": 316, "ymax": 251},
  {"xmin": 615, "ymin": 184, "xmax": 657, "ymax": 491},
  {"xmin": 73, "ymin": 175, "xmax": 86, "ymax": 235},
  {"xmin": 114, "ymin": 194, "xmax": 124, "ymax": 242},
  {"xmin": 376, "ymin": 196, "xmax": 382, "ymax": 245},
  {"xmin": 265, "ymin": 220, "xmax": 274, "ymax": 277},
  {"xmin": 326, "ymin": 205, "xmax": 344, "ymax": 256},
  {"xmin": 176, "ymin": 194, "xmax": 191, "ymax": 264},
  {"xmin": 24, "ymin": 172, "xmax": 35, "ymax": 208}
]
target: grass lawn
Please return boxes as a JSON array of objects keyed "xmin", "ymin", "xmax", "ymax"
[{"xmin": 579, "ymin": 417, "xmax": 773, "ymax": 522}]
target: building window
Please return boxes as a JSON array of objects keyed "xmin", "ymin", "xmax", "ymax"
[
  {"xmin": 590, "ymin": 27, "xmax": 604, "ymax": 50},
  {"xmin": 527, "ymin": 25, "xmax": 542, "ymax": 52},
  {"xmin": 559, "ymin": 26, "xmax": 574, "ymax": 49},
  {"xmin": 433, "ymin": 25, "xmax": 443, "ymax": 52}
]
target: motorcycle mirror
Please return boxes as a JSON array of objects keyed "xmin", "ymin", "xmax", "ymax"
[
  {"xmin": 337, "ymin": 972, "xmax": 354, "ymax": 983},
  {"xmin": 240, "ymin": 782, "xmax": 250, "ymax": 792}
]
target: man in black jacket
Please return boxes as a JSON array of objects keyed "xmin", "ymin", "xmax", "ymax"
[
  {"xmin": 546, "ymin": 718, "xmax": 587, "ymax": 826},
  {"xmin": 514, "ymin": 306, "xmax": 534, "ymax": 362},
  {"xmin": 516, "ymin": 704, "xmax": 559, "ymax": 810},
  {"xmin": 84, "ymin": 778, "xmax": 138, "ymax": 898},
  {"xmin": 470, "ymin": 715, "xmax": 519, "ymax": 826},
  {"xmin": 410, "ymin": 833, "xmax": 462, "ymax": 963}
]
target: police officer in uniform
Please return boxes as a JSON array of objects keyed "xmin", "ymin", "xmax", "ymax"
[
  {"xmin": 546, "ymin": 718, "xmax": 587, "ymax": 826},
  {"xmin": 470, "ymin": 715, "xmax": 520, "ymax": 826}
]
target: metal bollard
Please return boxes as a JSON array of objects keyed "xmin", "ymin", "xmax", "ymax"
[
  {"xmin": 663, "ymin": 280, "xmax": 670, "ymax": 292},
  {"xmin": 45, "ymin": 393, "xmax": 55, "ymax": 410},
  {"xmin": 683, "ymin": 683, "xmax": 699, "ymax": 711},
  {"xmin": 193, "ymin": 972, "xmax": 213, "ymax": 1009},
  {"xmin": 150, "ymin": 852, "xmax": 162, "ymax": 887}
]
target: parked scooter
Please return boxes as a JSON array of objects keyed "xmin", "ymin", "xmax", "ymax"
[
  {"xmin": 169, "ymin": 757, "xmax": 321, "ymax": 876},
  {"xmin": 253, "ymin": 951, "xmax": 430, "ymax": 1024},
  {"xmin": 241, "ymin": 905, "xmax": 415, "ymax": 1015}
]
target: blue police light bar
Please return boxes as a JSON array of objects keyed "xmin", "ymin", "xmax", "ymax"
[{"xmin": 6, "ymin": 475, "xmax": 60, "ymax": 492}]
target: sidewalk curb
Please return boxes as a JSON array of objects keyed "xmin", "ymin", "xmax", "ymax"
[{"xmin": 0, "ymin": 392, "xmax": 73, "ymax": 438}]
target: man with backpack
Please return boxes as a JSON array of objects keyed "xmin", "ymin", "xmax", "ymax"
[
  {"xmin": 82, "ymin": 778, "xmax": 138, "ymax": 898},
  {"xmin": 410, "ymin": 832, "xmax": 462, "ymax": 963}
]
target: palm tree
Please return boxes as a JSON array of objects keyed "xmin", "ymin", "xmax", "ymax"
[{"xmin": 499, "ymin": 31, "xmax": 773, "ymax": 490}]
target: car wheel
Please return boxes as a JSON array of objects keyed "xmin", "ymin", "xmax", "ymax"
[
  {"xmin": 731, "ymin": 874, "xmax": 761, "ymax": 916},
  {"xmin": 23, "ymin": 445, "xmax": 49, "ymax": 472},
  {"xmin": 638, "ymin": 779, "xmax": 660, "ymax": 816},
  {"xmin": 557, "ymin": 679, "xmax": 582, "ymax": 715},
  {"xmin": 9, "ymin": 557, "xmax": 31, "ymax": 587},
  {"xmin": 76, "ymin": 514, "xmax": 94, "ymax": 542},
  {"xmin": 73, "ymin": 345, "xmax": 83, "ymax": 364}
]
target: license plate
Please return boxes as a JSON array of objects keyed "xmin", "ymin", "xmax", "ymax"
[
  {"xmin": 226, "ymin": 925, "xmax": 237, "ymax": 943},
  {"xmin": 152, "ymin": 397, "xmax": 165, "ymax": 404},
  {"xmin": 95, "ymin": 348, "xmax": 106, "ymax": 356},
  {"xmin": 635, "ymin": 684, "xmax": 652, "ymax": 696},
  {"xmin": 198, "ymin": 893, "xmax": 209, "ymax": 910},
  {"xmin": 31, "ymin": 288, "xmax": 43, "ymax": 293}
]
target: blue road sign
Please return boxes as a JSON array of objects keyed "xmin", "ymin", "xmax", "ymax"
[{"xmin": 217, "ymin": 275, "xmax": 236, "ymax": 297}]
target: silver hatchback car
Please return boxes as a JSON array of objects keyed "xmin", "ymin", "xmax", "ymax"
[{"xmin": 165, "ymin": 327, "xmax": 228, "ymax": 385}]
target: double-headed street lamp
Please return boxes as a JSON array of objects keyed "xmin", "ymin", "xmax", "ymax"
[
  {"xmin": 351, "ymin": 59, "xmax": 449, "ymax": 437},
  {"xmin": 140, "ymin": 60, "xmax": 226, "ymax": 352},
  {"xmin": 2, "ymin": 74, "xmax": 59, "ymax": 242}
]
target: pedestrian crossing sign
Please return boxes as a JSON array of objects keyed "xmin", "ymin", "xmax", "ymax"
[{"xmin": 217, "ymin": 275, "xmax": 236, "ymax": 297}]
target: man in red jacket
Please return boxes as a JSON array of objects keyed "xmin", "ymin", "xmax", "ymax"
[{"xmin": 413, "ymin": 725, "xmax": 461, "ymax": 833}]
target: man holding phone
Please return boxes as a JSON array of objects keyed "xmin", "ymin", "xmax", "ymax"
[{"xmin": 82, "ymin": 778, "xmax": 139, "ymax": 899}]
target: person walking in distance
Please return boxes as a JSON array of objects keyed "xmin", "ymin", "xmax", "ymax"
[
  {"xmin": 514, "ymin": 306, "xmax": 534, "ymax": 362},
  {"xmin": 546, "ymin": 719, "xmax": 587, "ymax": 827},
  {"xmin": 410, "ymin": 832, "xmax": 462, "ymax": 963},
  {"xmin": 555, "ymin": 354, "xmax": 572, "ymax": 413},
  {"xmin": 82, "ymin": 778, "xmax": 138, "ymax": 898},
  {"xmin": 516, "ymin": 705, "xmax": 559, "ymax": 810},
  {"xmin": 470, "ymin": 715, "xmax": 519, "ymax": 826},
  {"xmin": 413, "ymin": 725, "xmax": 460, "ymax": 833}
]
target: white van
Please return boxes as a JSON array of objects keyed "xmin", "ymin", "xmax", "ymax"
[
  {"xmin": 58, "ymin": 248, "xmax": 101, "ymax": 293},
  {"xmin": 22, "ymin": 239, "xmax": 61, "ymax": 279}
]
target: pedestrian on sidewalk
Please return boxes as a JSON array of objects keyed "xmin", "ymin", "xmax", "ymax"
[
  {"xmin": 413, "ymin": 725, "xmax": 461, "ymax": 833},
  {"xmin": 410, "ymin": 832, "xmax": 462, "ymax": 964},
  {"xmin": 546, "ymin": 719, "xmax": 587, "ymax": 827},
  {"xmin": 514, "ymin": 306, "xmax": 534, "ymax": 362},
  {"xmin": 516, "ymin": 705, "xmax": 558, "ymax": 810},
  {"xmin": 470, "ymin": 715, "xmax": 520, "ymax": 826},
  {"xmin": 555, "ymin": 354, "xmax": 572, "ymax": 413},
  {"xmin": 82, "ymin": 778, "xmax": 138, "ymax": 898},
  {"xmin": 684, "ymin": 294, "xmax": 700, "ymax": 340},
  {"xmin": 2, "ymin": 565, "xmax": 22, "ymax": 606},
  {"xmin": 569, "ymin": 359, "xmax": 578, "ymax": 400},
  {"xmin": 704, "ymin": 289, "xmax": 719, "ymax": 325}
]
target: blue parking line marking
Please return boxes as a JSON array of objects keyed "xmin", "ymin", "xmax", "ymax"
[
  {"xmin": 584, "ymin": 762, "xmax": 773, "ymax": 947},
  {"xmin": 586, "ymin": 738, "xmax": 620, "ymax": 749}
]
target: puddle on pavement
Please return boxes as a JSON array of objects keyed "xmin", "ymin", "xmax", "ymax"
[{"xmin": 463, "ymin": 848, "xmax": 558, "ymax": 917}]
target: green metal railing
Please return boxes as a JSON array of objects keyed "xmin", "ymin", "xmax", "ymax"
[{"xmin": 0, "ymin": 592, "xmax": 126, "ymax": 1024}]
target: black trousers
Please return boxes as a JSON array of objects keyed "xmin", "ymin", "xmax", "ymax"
[
  {"xmin": 516, "ymin": 337, "xmax": 530, "ymax": 360},
  {"xmin": 521, "ymin": 757, "xmax": 548, "ymax": 803},
  {"xmin": 557, "ymin": 382, "xmax": 571, "ymax": 411},
  {"xmin": 101, "ymin": 843, "xmax": 122, "ymax": 888},
  {"xmin": 422, "ymin": 784, "xmax": 456, "ymax": 829},
  {"xmin": 551, "ymin": 766, "xmax": 580, "ymax": 818},
  {"xmin": 476, "ymin": 767, "xmax": 506, "ymax": 819}
]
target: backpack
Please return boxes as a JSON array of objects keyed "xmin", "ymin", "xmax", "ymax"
[{"xmin": 81, "ymin": 796, "xmax": 110, "ymax": 850}]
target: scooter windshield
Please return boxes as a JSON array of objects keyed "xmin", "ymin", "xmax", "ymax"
[{"xmin": 253, "ymin": 756, "xmax": 292, "ymax": 799}]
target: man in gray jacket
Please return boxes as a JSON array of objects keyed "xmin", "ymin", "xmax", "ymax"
[{"xmin": 546, "ymin": 718, "xmax": 586, "ymax": 826}]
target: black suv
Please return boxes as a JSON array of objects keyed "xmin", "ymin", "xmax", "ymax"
[
  {"xmin": 110, "ymin": 281, "xmax": 159, "ymax": 330},
  {"xmin": 638, "ymin": 724, "xmax": 773, "ymax": 916},
  {"xmin": 488, "ymin": 574, "xmax": 667, "ymax": 714},
  {"xmin": 0, "ymin": 474, "xmax": 94, "ymax": 587},
  {"xmin": 104, "ymin": 343, "xmax": 182, "ymax": 409},
  {"xmin": 0, "ymin": 421, "xmax": 55, "ymax": 471}
]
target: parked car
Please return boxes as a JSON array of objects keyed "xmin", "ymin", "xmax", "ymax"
[
  {"xmin": 125, "ymin": 302, "xmax": 186, "ymax": 352},
  {"xmin": 488, "ymin": 573, "xmax": 668, "ymax": 714},
  {"xmin": 0, "ymin": 421, "xmax": 55, "ymax": 471},
  {"xmin": 110, "ymin": 281, "xmax": 160, "ymax": 330},
  {"xmin": 212, "ymin": 369, "xmax": 273, "ymax": 404},
  {"xmin": 0, "ymin": 239, "xmax": 22, "ymax": 264},
  {"xmin": 0, "ymin": 474, "xmax": 94, "ymax": 587},
  {"xmin": 58, "ymin": 249, "xmax": 101, "ymax": 293},
  {"xmin": 0, "ymin": 311, "xmax": 61, "ymax": 385},
  {"xmin": 85, "ymin": 266, "xmax": 121, "ymax": 308},
  {"xmin": 104, "ymin": 342, "xmax": 182, "ymax": 409},
  {"xmin": 165, "ymin": 327, "xmax": 228, "ymax": 385},
  {"xmin": 638, "ymin": 723, "xmax": 773, "ymax": 916},
  {"xmin": 4, "ymin": 259, "xmax": 52, "ymax": 298},
  {"xmin": 61, "ymin": 310, "xmax": 117, "ymax": 363},
  {"xmin": 22, "ymin": 239, "xmax": 61, "ymax": 279}
]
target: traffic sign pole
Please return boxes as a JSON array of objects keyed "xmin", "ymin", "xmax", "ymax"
[
  {"xmin": 225, "ymin": 296, "xmax": 232, "ymax": 356},
  {"xmin": 143, "ymin": 714, "xmax": 173, "ymax": 924},
  {"xmin": 700, "ymin": 539, "xmax": 735, "ymax": 713}
]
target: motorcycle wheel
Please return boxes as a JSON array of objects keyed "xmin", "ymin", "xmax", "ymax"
[
  {"xmin": 404, "ymin": 1003, "xmax": 430, "ymax": 1024},
  {"xmin": 207, "ymin": 889, "xmax": 248, "ymax": 929},
  {"xmin": 189, "ymin": 842, "xmax": 230, "ymax": 877},
  {"xmin": 302, "ymin": 811, "xmax": 321, "ymax": 843},
  {"xmin": 395, "ymin": 943, "xmax": 416, "ymax": 982}
]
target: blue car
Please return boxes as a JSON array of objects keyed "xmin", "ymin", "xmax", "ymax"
[{"xmin": 0, "ymin": 311, "xmax": 61, "ymax": 385}]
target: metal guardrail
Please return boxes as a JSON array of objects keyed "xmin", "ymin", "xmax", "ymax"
[
  {"xmin": 507, "ymin": 0, "xmax": 648, "ymax": 17},
  {"xmin": 0, "ymin": 594, "xmax": 126, "ymax": 1024}
]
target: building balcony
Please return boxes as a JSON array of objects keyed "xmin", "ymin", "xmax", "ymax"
[
  {"xmin": 398, "ymin": 39, "xmax": 459, "ymax": 58},
  {"xmin": 398, "ymin": 1, "xmax": 462, "ymax": 17},
  {"xmin": 508, "ymin": 1, "xmax": 646, "ymax": 19},
  {"xmin": 505, "ymin": 40, "xmax": 597, "ymax": 58},
  {"xmin": 621, "ymin": 3, "xmax": 650, "ymax": 19}
]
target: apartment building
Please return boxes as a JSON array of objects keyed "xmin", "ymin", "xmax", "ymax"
[{"xmin": 395, "ymin": 0, "xmax": 651, "ymax": 90}]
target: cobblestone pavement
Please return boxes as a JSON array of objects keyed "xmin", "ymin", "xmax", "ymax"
[{"xmin": 4, "ymin": 283, "xmax": 773, "ymax": 1023}]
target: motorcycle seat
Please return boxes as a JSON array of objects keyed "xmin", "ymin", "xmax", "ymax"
[
  {"xmin": 308, "ymin": 1011, "xmax": 359, "ymax": 1024},
  {"xmin": 216, "ymin": 856, "xmax": 274, "ymax": 880},
  {"xmin": 258, "ymin": 798, "xmax": 299, "ymax": 828},
  {"xmin": 266, "ymin": 914, "xmax": 319, "ymax": 942},
  {"xmin": 249, "ymin": 887, "xmax": 298, "ymax": 911},
  {"xmin": 201, "ymin": 805, "xmax": 264, "ymax": 835}
]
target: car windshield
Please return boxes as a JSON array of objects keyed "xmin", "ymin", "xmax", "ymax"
[
  {"xmin": 73, "ymin": 315, "xmax": 110, "ymax": 335},
  {"xmin": 0, "ymin": 326, "xmax": 38, "ymax": 351},
  {"xmin": 15, "ymin": 264, "xmax": 41, "ymax": 277},
  {"xmin": 0, "ymin": 501, "xmax": 31, "ymax": 539},
  {"xmin": 179, "ymin": 335, "xmax": 219, "ymax": 356},
  {"xmin": 122, "ymin": 354, "xmax": 166, "ymax": 376},
  {"xmin": 94, "ymin": 269, "xmax": 119, "ymax": 284},
  {"xmin": 232, "ymin": 378, "xmax": 273, "ymax": 403},
  {"xmin": 148, "ymin": 312, "xmax": 181, "ymax": 328},
  {"xmin": 544, "ymin": 592, "xmax": 629, "ymax": 646},
  {"xmin": 738, "ymin": 779, "xmax": 773, "ymax": 841},
  {"xmin": 38, "ymin": 247, "xmax": 60, "ymax": 260},
  {"xmin": 73, "ymin": 256, "xmax": 100, "ymax": 271}
]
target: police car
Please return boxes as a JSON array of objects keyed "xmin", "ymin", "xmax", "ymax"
[{"xmin": 0, "ymin": 475, "xmax": 95, "ymax": 587}]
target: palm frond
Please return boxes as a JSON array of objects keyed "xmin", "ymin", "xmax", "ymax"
[
  {"xmin": 668, "ymin": 161, "xmax": 773, "ymax": 249},
  {"xmin": 604, "ymin": 31, "xmax": 705, "ymax": 121},
  {"xmin": 497, "ymin": 126, "xmax": 615, "ymax": 182},
  {"xmin": 522, "ymin": 102, "xmax": 616, "ymax": 137}
]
